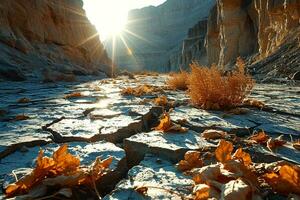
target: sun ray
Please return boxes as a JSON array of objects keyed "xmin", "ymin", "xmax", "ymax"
[
  {"xmin": 112, "ymin": 35, "xmax": 116, "ymax": 73},
  {"xmin": 123, "ymin": 29, "xmax": 152, "ymax": 44},
  {"xmin": 119, "ymin": 34, "xmax": 140, "ymax": 68},
  {"xmin": 77, "ymin": 32, "xmax": 99, "ymax": 47}
]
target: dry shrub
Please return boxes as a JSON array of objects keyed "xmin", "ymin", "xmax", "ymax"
[
  {"xmin": 121, "ymin": 84, "xmax": 162, "ymax": 96},
  {"xmin": 187, "ymin": 58, "xmax": 254, "ymax": 110},
  {"xmin": 166, "ymin": 70, "xmax": 189, "ymax": 90}
]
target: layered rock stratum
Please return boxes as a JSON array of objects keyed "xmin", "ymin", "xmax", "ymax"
[
  {"xmin": 0, "ymin": 0, "xmax": 112, "ymax": 81},
  {"xmin": 206, "ymin": 0, "xmax": 300, "ymax": 77},
  {"xmin": 173, "ymin": 0, "xmax": 300, "ymax": 80}
]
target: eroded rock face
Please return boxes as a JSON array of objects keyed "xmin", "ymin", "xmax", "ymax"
[
  {"xmin": 169, "ymin": 19, "xmax": 208, "ymax": 71},
  {"xmin": 0, "ymin": 0, "xmax": 112, "ymax": 81},
  {"xmin": 171, "ymin": 0, "xmax": 299, "ymax": 76},
  {"xmin": 206, "ymin": 0, "xmax": 300, "ymax": 70}
]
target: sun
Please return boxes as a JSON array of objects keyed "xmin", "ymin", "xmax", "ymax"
[{"xmin": 83, "ymin": 0, "xmax": 129, "ymax": 40}]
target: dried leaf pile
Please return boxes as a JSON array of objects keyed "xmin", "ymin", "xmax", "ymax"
[
  {"xmin": 153, "ymin": 96, "xmax": 168, "ymax": 106},
  {"xmin": 64, "ymin": 92, "xmax": 84, "ymax": 99},
  {"xmin": 121, "ymin": 84, "xmax": 163, "ymax": 96},
  {"xmin": 5, "ymin": 144, "xmax": 113, "ymax": 198},
  {"xmin": 177, "ymin": 139, "xmax": 300, "ymax": 199},
  {"xmin": 153, "ymin": 96, "xmax": 175, "ymax": 108},
  {"xmin": 246, "ymin": 130, "xmax": 287, "ymax": 151},
  {"xmin": 243, "ymin": 99, "xmax": 265, "ymax": 109}
]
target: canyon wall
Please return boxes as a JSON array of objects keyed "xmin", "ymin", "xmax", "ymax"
[
  {"xmin": 0, "ymin": 0, "xmax": 112, "ymax": 81},
  {"xmin": 169, "ymin": 19, "xmax": 208, "ymax": 71},
  {"xmin": 206, "ymin": 0, "xmax": 300, "ymax": 67},
  {"xmin": 171, "ymin": 0, "xmax": 300, "ymax": 79},
  {"xmin": 105, "ymin": 0, "xmax": 215, "ymax": 72}
]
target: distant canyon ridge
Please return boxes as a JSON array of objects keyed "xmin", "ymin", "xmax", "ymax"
[
  {"xmin": 106, "ymin": 0, "xmax": 300, "ymax": 81},
  {"xmin": 0, "ymin": 0, "xmax": 299, "ymax": 81},
  {"xmin": 0, "ymin": 0, "xmax": 111, "ymax": 81}
]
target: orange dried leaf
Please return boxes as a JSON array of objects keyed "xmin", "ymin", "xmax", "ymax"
[
  {"xmin": 264, "ymin": 164, "xmax": 300, "ymax": 195},
  {"xmin": 5, "ymin": 144, "xmax": 112, "ymax": 198},
  {"xmin": 223, "ymin": 160, "xmax": 259, "ymax": 188},
  {"xmin": 5, "ymin": 150, "xmax": 56, "ymax": 197},
  {"xmin": 153, "ymin": 96, "xmax": 168, "ymax": 106},
  {"xmin": 15, "ymin": 114, "xmax": 30, "ymax": 121},
  {"xmin": 178, "ymin": 151, "xmax": 203, "ymax": 171},
  {"xmin": 247, "ymin": 130, "xmax": 269, "ymax": 144},
  {"xmin": 154, "ymin": 111, "xmax": 172, "ymax": 131},
  {"xmin": 194, "ymin": 184, "xmax": 220, "ymax": 200},
  {"xmin": 52, "ymin": 144, "xmax": 80, "ymax": 174},
  {"xmin": 134, "ymin": 186, "xmax": 148, "ymax": 196},
  {"xmin": 42, "ymin": 157, "xmax": 113, "ymax": 187},
  {"xmin": 243, "ymin": 98, "xmax": 265, "ymax": 109},
  {"xmin": 64, "ymin": 92, "xmax": 83, "ymax": 99},
  {"xmin": 201, "ymin": 129, "xmax": 227, "ymax": 140},
  {"xmin": 192, "ymin": 164, "xmax": 222, "ymax": 184},
  {"xmin": 267, "ymin": 136, "xmax": 286, "ymax": 151},
  {"xmin": 292, "ymin": 140, "xmax": 300, "ymax": 151},
  {"xmin": 232, "ymin": 148, "xmax": 252, "ymax": 166},
  {"xmin": 154, "ymin": 111, "xmax": 188, "ymax": 133},
  {"xmin": 82, "ymin": 157, "xmax": 113, "ymax": 185},
  {"xmin": 215, "ymin": 140, "xmax": 233, "ymax": 163}
]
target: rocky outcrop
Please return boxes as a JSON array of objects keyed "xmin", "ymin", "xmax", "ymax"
[
  {"xmin": 171, "ymin": 0, "xmax": 300, "ymax": 78},
  {"xmin": 0, "ymin": 0, "xmax": 112, "ymax": 81},
  {"xmin": 105, "ymin": 0, "xmax": 215, "ymax": 72},
  {"xmin": 248, "ymin": 26, "xmax": 300, "ymax": 81},
  {"xmin": 206, "ymin": 0, "xmax": 300, "ymax": 70},
  {"xmin": 169, "ymin": 19, "xmax": 208, "ymax": 71}
]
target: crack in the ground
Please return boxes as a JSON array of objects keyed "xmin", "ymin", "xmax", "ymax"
[{"xmin": 0, "ymin": 140, "xmax": 50, "ymax": 160}]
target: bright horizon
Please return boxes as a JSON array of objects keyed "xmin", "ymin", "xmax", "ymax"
[{"xmin": 83, "ymin": 0, "xmax": 166, "ymax": 41}]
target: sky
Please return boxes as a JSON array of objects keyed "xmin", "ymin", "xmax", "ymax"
[{"xmin": 83, "ymin": 0, "xmax": 166, "ymax": 40}]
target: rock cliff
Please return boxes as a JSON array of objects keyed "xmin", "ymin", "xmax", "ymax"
[
  {"xmin": 0, "ymin": 0, "xmax": 112, "ymax": 81},
  {"xmin": 170, "ymin": 0, "xmax": 300, "ymax": 80},
  {"xmin": 105, "ymin": 0, "xmax": 215, "ymax": 72},
  {"xmin": 169, "ymin": 19, "xmax": 208, "ymax": 71},
  {"xmin": 206, "ymin": 0, "xmax": 299, "ymax": 65},
  {"xmin": 207, "ymin": 0, "xmax": 300, "ymax": 79}
]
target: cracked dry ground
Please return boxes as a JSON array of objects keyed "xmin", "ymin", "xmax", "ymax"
[{"xmin": 0, "ymin": 74, "xmax": 299, "ymax": 199}]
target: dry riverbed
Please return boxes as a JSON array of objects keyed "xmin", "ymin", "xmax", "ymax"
[{"xmin": 0, "ymin": 75, "xmax": 299, "ymax": 199}]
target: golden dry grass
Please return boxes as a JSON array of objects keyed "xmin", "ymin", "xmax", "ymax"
[
  {"xmin": 166, "ymin": 70, "xmax": 189, "ymax": 90},
  {"xmin": 187, "ymin": 58, "xmax": 254, "ymax": 110},
  {"xmin": 121, "ymin": 84, "xmax": 163, "ymax": 96}
]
